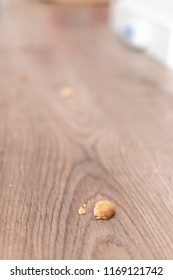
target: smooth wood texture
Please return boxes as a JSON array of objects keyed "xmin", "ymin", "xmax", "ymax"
[{"xmin": 0, "ymin": 0, "xmax": 173, "ymax": 260}]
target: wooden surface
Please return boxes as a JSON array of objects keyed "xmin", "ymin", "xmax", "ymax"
[{"xmin": 0, "ymin": 0, "xmax": 173, "ymax": 260}]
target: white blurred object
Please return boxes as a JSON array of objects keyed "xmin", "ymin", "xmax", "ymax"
[{"xmin": 110, "ymin": 0, "xmax": 173, "ymax": 69}]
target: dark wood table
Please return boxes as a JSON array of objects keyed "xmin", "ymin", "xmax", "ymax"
[{"xmin": 0, "ymin": 0, "xmax": 173, "ymax": 259}]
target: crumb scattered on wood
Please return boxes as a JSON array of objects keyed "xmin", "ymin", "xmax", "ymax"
[
  {"xmin": 61, "ymin": 87, "xmax": 75, "ymax": 99},
  {"xmin": 10, "ymin": 92, "xmax": 18, "ymax": 99},
  {"xmin": 82, "ymin": 203, "xmax": 86, "ymax": 208},
  {"xmin": 93, "ymin": 200, "xmax": 116, "ymax": 220},
  {"xmin": 78, "ymin": 206, "xmax": 86, "ymax": 215},
  {"xmin": 20, "ymin": 74, "xmax": 29, "ymax": 84},
  {"xmin": 20, "ymin": 101, "xmax": 27, "ymax": 108}
]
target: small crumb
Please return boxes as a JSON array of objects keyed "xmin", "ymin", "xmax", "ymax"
[
  {"xmin": 78, "ymin": 206, "xmax": 86, "ymax": 215},
  {"xmin": 10, "ymin": 92, "xmax": 18, "ymax": 99},
  {"xmin": 82, "ymin": 203, "xmax": 86, "ymax": 208},
  {"xmin": 20, "ymin": 74, "xmax": 29, "ymax": 84},
  {"xmin": 20, "ymin": 101, "xmax": 27, "ymax": 108},
  {"xmin": 61, "ymin": 87, "xmax": 75, "ymax": 99},
  {"xmin": 93, "ymin": 200, "xmax": 116, "ymax": 220}
]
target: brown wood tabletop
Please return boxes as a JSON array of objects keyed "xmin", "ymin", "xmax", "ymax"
[{"xmin": 0, "ymin": 0, "xmax": 173, "ymax": 260}]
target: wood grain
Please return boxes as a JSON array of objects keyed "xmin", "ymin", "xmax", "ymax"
[{"xmin": 0, "ymin": 0, "xmax": 173, "ymax": 260}]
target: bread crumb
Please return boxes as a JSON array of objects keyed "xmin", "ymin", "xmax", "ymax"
[
  {"xmin": 20, "ymin": 74, "xmax": 29, "ymax": 83},
  {"xmin": 82, "ymin": 203, "xmax": 86, "ymax": 208},
  {"xmin": 93, "ymin": 200, "xmax": 116, "ymax": 220},
  {"xmin": 10, "ymin": 92, "xmax": 17, "ymax": 99},
  {"xmin": 61, "ymin": 87, "xmax": 75, "ymax": 99},
  {"xmin": 78, "ymin": 206, "xmax": 86, "ymax": 215}
]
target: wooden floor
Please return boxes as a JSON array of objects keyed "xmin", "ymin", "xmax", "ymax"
[{"xmin": 0, "ymin": 0, "xmax": 173, "ymax": 260}]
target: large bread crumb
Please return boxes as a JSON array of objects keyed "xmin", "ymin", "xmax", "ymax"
[{"xmin": 93, "ymin": 200, "xmax": 116, "ymax": 220}]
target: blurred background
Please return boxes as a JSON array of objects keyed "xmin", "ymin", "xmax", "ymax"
[{"xmin": 1, "ymin": 0, "xmax": 172, "ymax": 68}]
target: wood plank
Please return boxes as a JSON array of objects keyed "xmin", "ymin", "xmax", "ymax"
[{"xmin": 0, "ymin": 0, "xmax": 173, "ymax": 259}]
